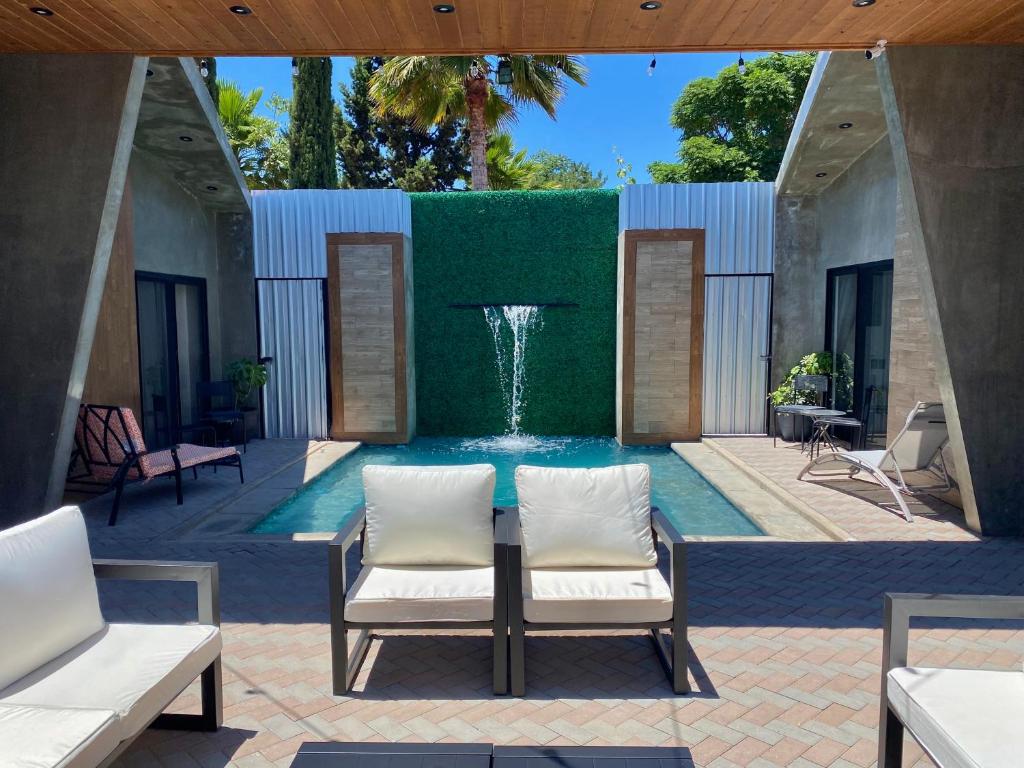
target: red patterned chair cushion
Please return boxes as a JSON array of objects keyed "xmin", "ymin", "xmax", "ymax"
[{"xmin": 138, "ymin": 444, "xmax": 239, "ymax": 478}]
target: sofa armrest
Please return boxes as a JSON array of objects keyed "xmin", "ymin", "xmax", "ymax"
[
  {"xmin": 882, "ymin": 593, "xmax": 1024, "ymax": 672},
  {"xmin": 92, "ymin": 559, "xmax": 219, "ymax": 627},
  {"xmin": 328, "ymin": 507, "xmax": 366, "ymax": 636},
  {"xmin": 650, "ymin": 508, "xmax": 686, "ymax": 628}
]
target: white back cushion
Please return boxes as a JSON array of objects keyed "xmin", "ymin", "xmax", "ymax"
[
  {"xmin": 363, "ymin": 465, "xmax": 496, "ymax": 566},
  {"xmin": 0, "ymin": 506, "xmax": 105, "ymax": 690},
  {"xmin": 515, "ymin": 464, "xmax": 657, "ymax": 568}
]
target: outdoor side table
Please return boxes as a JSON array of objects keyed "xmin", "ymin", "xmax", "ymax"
[
  {"xmin": 290, "ymin": 743, "xmax": 492, "ymax": 767},
  {"xmin": 773, "ymin": 404, "xmax": 830, "ymax": 449}
]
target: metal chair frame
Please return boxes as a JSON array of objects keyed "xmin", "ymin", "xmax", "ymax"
[
  {"xmin": 68, "ymin": 404, "xmax": 243, "ymax": 526},
  {"xmin": 328, "ymin": 507, "xmax": 510, "ymax": 696},
  {"xmin": 504, "ymin": 506, "xmax": 689, "ymax": 697}
]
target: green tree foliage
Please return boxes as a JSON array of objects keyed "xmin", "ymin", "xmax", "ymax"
[
  {"xmin": 486, "ymin": 133, "xmax": 541, "ymax": 190},
  {"xmin": 369, "ymin": 56, "xmax": 586, "ymax": 191},
  {"xmin": 290, "ymin": 57, "xmax": 338, "ymax": 189},
  {"xmin": 528, "ymin": 151, "xmax": 606, "ymax": 189},
  {"xmin": 334, "ymin": 57, "xmax": 469, "ymax": 191},
  {"xmin": 216, "ymin": 81, "xmax": 289, "ymax": 190},
  {"xmin": 649, "ymin": 52, "xmax": 816, "ymax": 183}
]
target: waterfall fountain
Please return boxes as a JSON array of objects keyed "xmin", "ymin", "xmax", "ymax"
[{"xmin": 468, "ymin": 304, "xmax": 545, "ymax": 452}]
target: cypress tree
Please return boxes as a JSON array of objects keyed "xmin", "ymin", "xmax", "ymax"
[{"xmin": 290, "ymin": 57, "xmax": 338, "ymax": 189}]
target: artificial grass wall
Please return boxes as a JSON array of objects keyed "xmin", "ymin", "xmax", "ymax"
[{"xmin": 410, "ymin": 189, "xmax": 619, "ymax": 436}]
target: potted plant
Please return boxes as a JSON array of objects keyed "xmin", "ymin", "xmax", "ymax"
[
  {"xmin": 768, "ymin": 352, "xmax": 834, "ymax": 442},
  {"xmin": 226, "ymin": 358, "xmax": 269, "ymax": 411}
]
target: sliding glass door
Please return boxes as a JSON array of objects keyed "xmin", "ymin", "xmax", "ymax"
[
  {"xmin": 136, "ymin": 272, "xmax": 210, "ymax": 448},
  {"xmin": 826, "ymin": 260, "xmax": 893, "ymax": 448}
]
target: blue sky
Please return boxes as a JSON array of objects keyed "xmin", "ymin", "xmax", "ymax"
[{"xmin": 218, "ymin": 53, "xmax": 761, "ymax": 186}]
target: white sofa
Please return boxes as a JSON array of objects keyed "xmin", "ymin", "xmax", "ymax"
[
  {"xmin": 0, "ymin": 506, "xmax": 223, "ymax": 768},
  {"xmin": 506, "ymin": 464, "xmax": 689, "ymax": 696},
  {"xmin": 329, "ymin": 464, "xmax": 509, "ymax": 695},
  {"xmin": 879, "ymin": 593, "xmax": 1024, "ymax": 768}
]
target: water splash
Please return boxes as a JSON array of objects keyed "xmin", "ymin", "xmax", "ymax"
[{"xmin": 482, "ymin": 304, "xmax": 543, "ymax": 439}]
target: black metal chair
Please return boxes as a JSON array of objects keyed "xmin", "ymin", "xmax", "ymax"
[{"xmin": 197, "ymin": 380, "xmax": 247, "ymax": 453}]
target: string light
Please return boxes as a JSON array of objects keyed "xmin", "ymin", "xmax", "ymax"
[
  {"xmin": 738, "ymin": 53, "xmax": 746, "ymax": 75},
  {"xmin": 647, "ymin": 56, "xmax": 657, "ymax": 77},
  {"xmin": 291, "ymin": 57, "xmax": 299, "ymax": 77},
  {"xmin": 199, "ymin": 59, "xmax": 209, "ymax": 78}
]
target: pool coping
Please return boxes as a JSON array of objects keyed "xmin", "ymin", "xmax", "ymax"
[{"xmin": 173, "ymin": 437, "xmax": 847, "ymax": 544}]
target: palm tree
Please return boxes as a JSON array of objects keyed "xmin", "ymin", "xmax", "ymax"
[
  {"xmin": 368, "ymin": 56, "xmax": 586, "ymax": 190},
  {"xmin": 216, "ymin": 80, "xmax": 289, "ymax": 189}
]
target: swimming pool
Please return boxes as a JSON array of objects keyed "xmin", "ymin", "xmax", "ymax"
[{"xmin": 252, "ymin": 437, "xmax": 763, "ymax": 536}]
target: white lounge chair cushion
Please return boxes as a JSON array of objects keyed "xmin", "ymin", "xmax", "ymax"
[
  {"xmin": 363, "ymin": 464, "xmax": 496, "ymax": 566},
  {"xmin": 523, "ymin": 567, "xmax": 673, "ymax": 623},
  {"xmin": 0, "ymin": 623, "xmax": 221, "ymax": 742},
  {"xmin": 345, "ymin": 565, "xmax": 494, "ymax": 622},
  {"xmin": 515, "ymin": 464, "xmax": 657, "ymax": 568},
  {"xmin": 887, "ymin": 666, "xmax": 1024, "ymax": 768},
  {"xmin": 0, "ymin": 704, "xmax": 120, "ymax": 768},
  {"xmin": 0, "ymin": 506, "xmax": 105, "ymax": 690}
]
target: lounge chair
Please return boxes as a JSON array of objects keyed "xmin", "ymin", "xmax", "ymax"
[
  {"xmin": 0, "ymin": 506, "xmax": 222, "ymax": 768},
  {"xmin": 506, "ymin": 464, "xmax": 689, "ymax": 696},
  {"xmin": 796, "ymin": 401, "xmax": 950, "ymax": 522},
  {"xmin": 68, "ymin": 404, "xmax": 243, "ymax": 526},
  {"xmin": 878, "ymin": 592, "xmax": 1024, "ymax": 768},
  {"xmin": 329, "ymin": 464, "xmax": 509, "ymax": 695}
]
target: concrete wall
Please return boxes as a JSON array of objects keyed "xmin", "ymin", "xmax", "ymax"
[
  {"xmin": 131, "ymin": 151, "xmax": 224, "ymax": 373},
  {"xmin": 0, "ymin": 54, "xmax": 146, "ymax": 526},
  {"xmin": 773, "ymin": 139, "xmax": 897, "ymax": 385},
  {"xmin": 879, "ymin": 45, "xmax": 1024, "ymax": 535}
]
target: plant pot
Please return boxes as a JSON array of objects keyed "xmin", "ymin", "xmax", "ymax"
[{"xmin": 775, "ymin": 411, "xmax": 814, "ymax": 442}]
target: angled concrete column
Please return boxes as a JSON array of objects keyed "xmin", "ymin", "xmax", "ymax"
[
  {"xmin": 878, "ymin": 45, "xmax": 1024, "ymax": 535},
  {"xmin": 0, "ymin": 54, "xmax": 147, "ymax": 527}
]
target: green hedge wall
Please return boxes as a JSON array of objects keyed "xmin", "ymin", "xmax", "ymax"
[{"xmin": 410, "ymin": 189, "xmax": 619, "ymax": 436}]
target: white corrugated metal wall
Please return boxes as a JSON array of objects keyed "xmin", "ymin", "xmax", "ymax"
[
  {"xmin": 253, "ymin": 190, "xmax": 412, "ymax": 438},
  {"xmin": 620, "ymin": 183, "xmax": 775, "ymax": 434},
  {"xmin": 255, "ymin": 185, "xmax": 773, "ymax": 438}
]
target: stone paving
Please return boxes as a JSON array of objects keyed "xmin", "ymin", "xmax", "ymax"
[{"xmin": 72, "ymin": 438, "xmax": 1024, "ymax": 768}]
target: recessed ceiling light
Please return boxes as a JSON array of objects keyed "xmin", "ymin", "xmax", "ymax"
[
  {"xmin": 206, "ymin": 185, "xmax": 219, "ymax": 191},
  {"xmin": 815, "ymin": 172, "xmax": 828, "ymax": 178},
  {"xmin": 433, "ymin": 3, "xmax": 455, "ymax": 13},
  {"xmin": 29, "ymin": 6, "xmax": 54, "ymax": 15},
  {"xmin": 640, "ymin": 0, "xmax": 662, "ymax": 8},
  {"xmin": 838, "ymin": 122, "xmax": 854, "ymax": 129},
  {"xmin": 228, "ymin": 5, "xmax": 252, "ymax": 14},
  {"xmin": 179, "ymin": 135, "xmax": 193, "ymax": 142},
  {"xmin": 852, "ymin": 0, "xmax": 875, "ymax": 6},
  {"xmin": 146, "ymin": 69, "xmax": 154, "ymax": 77}
]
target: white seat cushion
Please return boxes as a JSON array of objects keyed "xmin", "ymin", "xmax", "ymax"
[
  {"xmin": 887, "ymin": 667, "xmax": 1024, "ymax": 768},
  {"xmin": 0, "ymin": 506, "xmax": 105, "ymax": 690},
  {"xmin": 345, "ymin": 565, "xmax": 494, "ymax": 622},
  {"xmin": 515, "ymin": 464, "xmax": 657, "ymax": 568},
  {"xmin": 0, "ymin": 623, "xmax": 221, "ymax": 742},
  {"xmin": 523, "ymin": 567, "xmax": 673, "ymax": 624},
  {"xmin": 0, "ymin": 704, "xmax": 120, "ymax": 768},
  {"xmin": 363, "ymin": 464, "xmax": 496, "ymax": 566}
]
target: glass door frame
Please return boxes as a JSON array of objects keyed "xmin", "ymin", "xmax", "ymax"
[
  {"xmin": 824, "ymin": 258, "xmax": 894, "ymax": 424},
  {"xmin": 134, "ymin": 270, "xmax": 211, "ymax": 446}
]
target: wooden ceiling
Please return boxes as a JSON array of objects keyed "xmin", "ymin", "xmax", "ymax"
[{"xmin": 2, "ymin": 0, "xmax": 1023, "ymax": 55}]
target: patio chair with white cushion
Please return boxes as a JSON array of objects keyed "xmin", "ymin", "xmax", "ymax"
[
  {"xmin": 797, "ymin": 401, "xmax": 951, "ymax": 522},
  {"xmin": 506, "ymin": 464, "xmax": 689, "ymax": 696},
  {"xmin": 879, "ymin": 592, "xmax": 1024, "ymax": 768},
  {"xmin": 329, "ymin": 464, "xmax": 509, "ymax": 695},
  {"xmin": 0, "ymin": 506, "xmax": 222, "ymax": 768}
]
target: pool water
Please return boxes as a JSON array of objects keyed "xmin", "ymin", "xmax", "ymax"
[{"xmin": 251, "ymin": 437, "xmax": 763, "ymax": 536}]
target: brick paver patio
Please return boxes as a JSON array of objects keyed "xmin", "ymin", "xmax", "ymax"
[{"xmin": 76, "ymin": 438, "xmax": 1023, "ymax": 768}]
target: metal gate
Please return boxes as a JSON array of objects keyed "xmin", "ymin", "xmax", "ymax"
[{"xmin": 256, "ymin": 278, "xmax": 329, "ymax": 439}]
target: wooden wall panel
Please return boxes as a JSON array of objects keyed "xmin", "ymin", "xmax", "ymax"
[
  {"xmin": 82, "ymin": 179, "xmax": 141, "ymax": 416},
  {"xmin": 618, "ymin": 229, "xmax": 705, "ymax": 445},
  {"xmin": 326, "ymin": 233, "xmax": 412, "ymax": 444}
]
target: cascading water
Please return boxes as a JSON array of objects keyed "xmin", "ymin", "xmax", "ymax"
[{"xmin": 466, "ymin": 304, "xmax": 545, "ymax": 452}]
